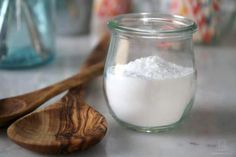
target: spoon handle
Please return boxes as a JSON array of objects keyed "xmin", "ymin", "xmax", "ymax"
[
  {"xmin": 70, "ymin": 34, "xmax": 110, "ymax": 96},
  {"xmin": 26, "ymin": 34, "xmax": 110, "ymax": 108},
  {"xmin": 29, "ymin": 61, "xmax": 104, "ymax": 107},
  {"xmin": 42, "ymin": 34, "xmax": 110, "ymax": 111},
  {"xmin": 51, "ymin": 34, "xmax": 109, "ymax": 97},
  {"xmin": 23, "ymin": 35, "xmax": 109, "ymax": 109}
]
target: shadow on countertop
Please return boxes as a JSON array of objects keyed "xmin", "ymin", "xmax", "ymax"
[{"xmin": 169, "ymin": 106, "xmax": 236, "ymax": 137}]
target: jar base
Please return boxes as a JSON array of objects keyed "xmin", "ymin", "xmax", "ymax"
[
  {"xmin": 0, "ymin": 46, "xmax": 54, "ymax": 69},
  {"xmin": 111, "ymin": 99, "xmax": 194, "ymax": 133},
  {"xmin": 113, "ymin": 116, "xmax": 183, "ymax": 133}
]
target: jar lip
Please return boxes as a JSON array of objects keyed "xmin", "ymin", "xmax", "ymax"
[{"xmin": 107, "ymin": 13, "xmax": 197, "ymax": 36}]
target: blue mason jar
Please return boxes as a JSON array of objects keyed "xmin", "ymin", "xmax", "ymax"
[{"xmin": 0, "ymin": 0, "xmax": 55, "ymax": 69}]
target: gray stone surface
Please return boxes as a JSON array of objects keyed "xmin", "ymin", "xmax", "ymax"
[{"xmin": 0, "ymin": 32, "xmax": 236, "ymax": 156}]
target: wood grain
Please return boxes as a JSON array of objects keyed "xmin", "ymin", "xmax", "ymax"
[{"xmin": 7, "ymin": 93, "xmax": 107, "ymax": 154}]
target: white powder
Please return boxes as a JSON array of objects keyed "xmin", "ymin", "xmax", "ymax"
[{"xmin": 105, "ymin": 56, "xmax": 195, "ymax": 127}]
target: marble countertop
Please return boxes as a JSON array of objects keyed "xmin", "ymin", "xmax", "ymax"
[{"xmin": 0, "ymin": 32, "xmax": 236, "ymax": 157}]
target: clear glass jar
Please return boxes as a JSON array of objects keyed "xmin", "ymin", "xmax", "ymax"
[
  {"xmin": 0, "ymin": 0, "xmax": 55, "ymax": 69},
  {"xmin": 104, "ymin": 13, "xmax": 197, "ymax": 132}
]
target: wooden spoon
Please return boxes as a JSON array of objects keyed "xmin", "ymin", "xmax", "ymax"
[
  {"xmin": 0, "ymin": 62, "xmax": 103, "ymax": 126},
  {"xmin": 7, "ymin": 35, "xmax": 110, "ymax": 154},
  {"xmin": 0, "ymin": 35, "xmax": 109, "ymax": 126},
  {"xmin": 7, "ymin": 93, "xmax": 107, "ymax": 154}
]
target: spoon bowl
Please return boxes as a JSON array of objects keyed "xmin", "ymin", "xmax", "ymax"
[
  {"xmin": 7, "ymin": 92, "xmax": 107, "ymax": 154},
  {"xmin": 0, "ymin": 98, "xmax": 27, "ymax": 126}
]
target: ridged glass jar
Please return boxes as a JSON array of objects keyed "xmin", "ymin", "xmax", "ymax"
[{"xmin": 104, "ymin": 13, "xmax": 197, "ymax": 132}]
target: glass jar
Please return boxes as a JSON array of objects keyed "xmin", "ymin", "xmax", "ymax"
[
  {"xmin": 166, "ymin": 0, "xmax": 236, "ymax": 44},
  {"xmin": 0, "ymin": 0, "xmax": 55, "ymax": 69},
  {"xmin": 104, "ymin": 13, "xmax": 197, "ymax": 132},
  {"xmin": 55, "ymin": 0, "xmax": 93, "ymax": 35}
]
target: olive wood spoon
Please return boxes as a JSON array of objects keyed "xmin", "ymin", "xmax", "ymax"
[
  {"xmin": 0, "ymin": 62, "xmax": 103, "ymax": 126},
  {"xmin": 7, "ymin": 35, "xmax": 109, "ymax": 154},
  {"xmin": 0, "ymin": 37, "xmax": 109, "ymax": 126}
]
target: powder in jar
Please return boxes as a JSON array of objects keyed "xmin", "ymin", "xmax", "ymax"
[{"xmin": 105, "ymin": 56, "xmax": 195, "ymax": 127}]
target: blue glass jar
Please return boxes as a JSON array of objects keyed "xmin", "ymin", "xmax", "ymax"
[{"xmin": 0, "ymin": 0, "xmax": 55, "ymax": 69}]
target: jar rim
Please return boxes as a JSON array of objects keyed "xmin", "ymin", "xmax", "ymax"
[{"xmin": 107, "ymin": 13, "xmax": 197, "ymax": 36}]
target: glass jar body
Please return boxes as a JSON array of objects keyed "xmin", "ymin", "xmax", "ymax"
[
  {"xmin": 104, "ymin": 14, "xmax": 197, "ymax": 132},
  {"xmin": 0, "ymin": 0, "xmax": 55, "ymax": 69}
]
